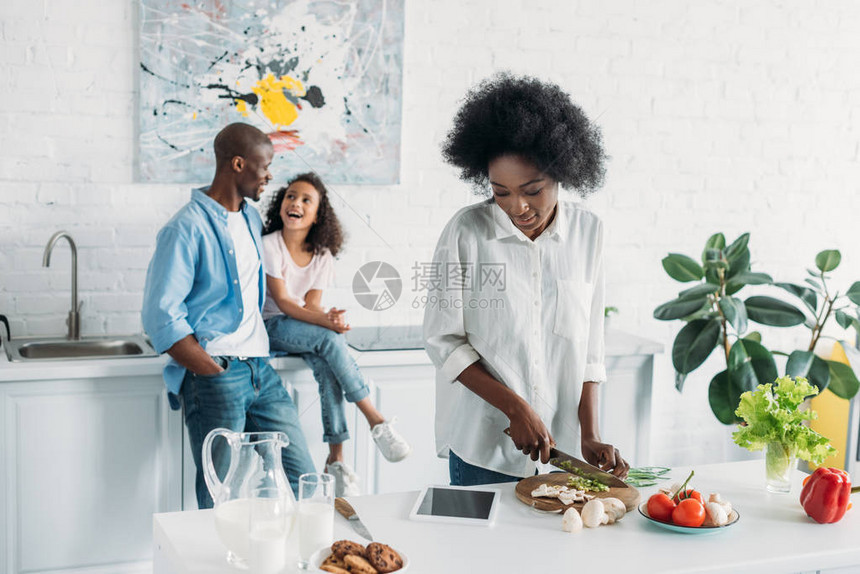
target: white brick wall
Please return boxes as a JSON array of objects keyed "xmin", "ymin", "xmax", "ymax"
[{"xmin": 2, "ymin": 0, "xmax": 860, "ymax": 467}]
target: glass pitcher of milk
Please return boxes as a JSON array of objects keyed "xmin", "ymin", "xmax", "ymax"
[{"xmin": 203, "ymin": 428, "xmax": 296, "ymax": 570}]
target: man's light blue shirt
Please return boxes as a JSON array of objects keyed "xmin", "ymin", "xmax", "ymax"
[{"xmin": 142, "ymin": 188, "xmax": 265, "ymax": 409}]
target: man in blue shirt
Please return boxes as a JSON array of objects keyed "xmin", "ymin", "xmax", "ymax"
[{"xmin": 142, "ymin": 123, "xmax": 314, "ymax": 508}]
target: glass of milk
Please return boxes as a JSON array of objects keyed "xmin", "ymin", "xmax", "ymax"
[
  {"xmin": 249, "ymin": 487, "xmax": 293, "ymax": 574},
  {"xmin": 297, "ymin": 473, "xmax": 335, "ymax": 570}
]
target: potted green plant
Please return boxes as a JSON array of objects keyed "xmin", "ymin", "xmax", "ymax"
[
  {"xmin": 733, "ymin": 376, "xmax": 836, "ymax": 493},
  {"xmin": 655, "ymin": 232, "xmax": 860, "ymax": 423}
]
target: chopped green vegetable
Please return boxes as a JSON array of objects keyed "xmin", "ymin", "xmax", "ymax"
[
  {"xmin": 551, "ymin": 458, "xmax": 611, "ymax": 492},
  {"xmin": 732, "ymin": 375, "xmax": 836, "ymax": 465},
  {"xmin": 625, "ymin": 466, "xmax": 672, "ymax": 487}
]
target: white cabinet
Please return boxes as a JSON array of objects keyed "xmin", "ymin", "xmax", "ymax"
[
  {"xmin": 358, "ymin": 363, "xmax": 448, "ymax": 494},
  {"xmin": 1, "ymin": 374, "xmax": 182, "ymax": 574}
]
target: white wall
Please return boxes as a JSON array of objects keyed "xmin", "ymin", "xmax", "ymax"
[{"xmin": 2, "ymin": 0, "xmax": 859, "ymax": 466}]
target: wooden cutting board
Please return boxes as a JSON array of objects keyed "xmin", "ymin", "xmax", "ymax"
[{"xmin": 515, "ymin": 473, "xmax": 641, "ymax": 512}]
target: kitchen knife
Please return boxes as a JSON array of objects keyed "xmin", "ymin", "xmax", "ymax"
[
  {"xmin": 548, "ymin": 445, "xmax": 629, "ymax": 489},
  {"xmin": 334, "ymin": 497, "xmax": 374, "ymax": 541},
  {"xmin": 502, "ymin": 428, "xmax": 628, "ymax": 489}
]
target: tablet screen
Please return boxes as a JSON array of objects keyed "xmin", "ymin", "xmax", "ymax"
[{"xmin": 414, "ymin": 487, "xmax": 497, "ymax": 520}]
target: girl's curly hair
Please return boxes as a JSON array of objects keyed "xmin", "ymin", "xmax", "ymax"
[
  {"xmin": 262, "ymin": 172, "xmax": 344, "ymax": 257},
  {"xmin": 441, "ymin": 72, "xmax": 607, "ymax": 197}
]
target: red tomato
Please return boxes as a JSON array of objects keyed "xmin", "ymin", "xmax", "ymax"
[
  {"xmin": 673, "ymin": 489, "xmax": 703, "ymax": 505},
  {"xmin": 672, "ymin": 498, "xmax": 706, "ymax": 527},
  {"xmin": 647, "ymin": 493, "xmax": 676, "ymax": 523}
]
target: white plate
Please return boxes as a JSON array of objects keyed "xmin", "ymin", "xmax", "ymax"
[{"xmin": 311, "ymin": 545, "xmax": 410, "ymax": 572}]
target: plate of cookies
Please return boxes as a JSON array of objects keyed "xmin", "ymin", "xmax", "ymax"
[{"xmin": 313, "ymin": 539, "xmax": 408, "ymax": 573}]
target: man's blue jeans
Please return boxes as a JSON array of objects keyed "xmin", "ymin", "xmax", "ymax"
[
  {"xmin": 448, "ymin": 451, "xmax": 524, "ymax": 486},
  {"xmin": 265, "ymin": 316, "xmax": 370, "ymax": 444},
  {"xmin": 180, "ymin": 356, "xmax": 315, "ymax": 509}
]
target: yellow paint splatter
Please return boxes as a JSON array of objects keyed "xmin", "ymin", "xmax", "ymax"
[
  {"xmin": 244, "ymin": 74, "xmax": 306, "ymax": 129},
  {"xmin": 236, "ymin": 100, "xmax": 249, "ymax": 117}
]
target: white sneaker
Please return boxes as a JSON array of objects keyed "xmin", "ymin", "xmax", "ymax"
[
  {"xmin": 325, "ymin": 460, "xmax": 361, "ymax": 497},
  {"xmin": 371, "ymin": 418, "xmax": 411, "ymax": 462}
]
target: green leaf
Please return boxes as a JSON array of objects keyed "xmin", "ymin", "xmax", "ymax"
[
  {"xmin": 727, "ymin": 249, "xmax": 751, "ymax": 279},
  {"xmin": 672, "ymin": 318, "xmax": 722, "ymax": 375},
  {"xmin": 662, "ymin": 254, "xmax": 704, "ymax": 282},
  {"xmin": 815, "ymin": 250, "xmax": 841, "ymax": 272},
  {"xmin": 804, "ymin": 277, "xmax": 823, "ymax": 290},
  {"xmin": 744, "ymin": 296, "xmax": 806, "ymax": 327},
  {"xmin": 704, "ymin": 267, "xmax": 721, "ymax": 285},
  {"xmin": 726, "ymin": 272, "xmax": 773, "ymax": 295},
  {"xmin": 708, "ymin": 370, "xmax": 741, "ymax": 425},
  {"xmin": 785, "ymin": 351, "xmax": 831, "ymax": 393},
  {"xmin": 719, "ymin": 296, "xmax": 748, "ymax": 334},
  {"xmin": 744, "ymin": 331, "xmax": 762, "ymax": 343},
  {"xmin": 654, "ymin": 297, "xmax": 709, "ymax": 321},
  {"xmin": 835, "ymin": 310, "xmax": 854, "ymax": 330},
  {"xmin": 775, "ymin": 282, "xmax": 818, "ymax": 314},
  {"xmin": 837, "ymin": 342, "xmax": 860, "ymax": 396},
  {"xmin": 846, "ymin": 282, "xmax": 860, "ymax": 305},
  {"xmin": 827, "ymin": 360, "xmax": 860, "ymax": 399},
  {"xmin": 728, "ymin": 339, "xmax": 778, "ymax": 398},
  {"xmin": 702, "ymin": 233, "xmax": 726, "ymax": 263},
  {"xmin": 678, "ymin": 283, "xmax": 719, "ymax": 300},
  {"xmin": 725, "ymin": 233, "xmax": 750, "ymax": 260}
]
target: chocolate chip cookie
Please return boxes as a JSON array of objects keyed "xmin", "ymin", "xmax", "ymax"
[
  {"xmin": 344, "ymin": 554, "xmax": 378, "ymax": 574},
  {"xmin": 331, "ymin": 539, "xmax": 366, "ymax": 559},
  {"xmin": 365, "ymin": 542, "xmax": 403, "ymax": 573}
]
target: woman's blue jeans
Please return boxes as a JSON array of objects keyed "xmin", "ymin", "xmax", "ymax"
[
  {"xmin": 265, "ymin": 315, "xmax": 370, "ymax": 445},
  {"xmin": 449, "ymin": 451, "xmax": 524, "ymax": 486},
  {"xmin": 180, "ymin": 356, "xmax": 316, "ymax": 509}
]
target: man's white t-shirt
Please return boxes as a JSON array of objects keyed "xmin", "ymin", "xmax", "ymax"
[
  {"xmin": 261, "ymin": 231, "xmax": 334, "ymax": 319},
  {"xmin": 206, "ymin": 211, "xmax": 269, "ymax": 357}
]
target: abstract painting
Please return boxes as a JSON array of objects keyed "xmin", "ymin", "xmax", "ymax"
[{"xmin": 138, "ymin": 0, "xmax": 404, "ymax": 184}]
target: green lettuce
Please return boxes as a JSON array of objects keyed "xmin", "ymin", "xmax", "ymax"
[{"xmin": 732, "ymin": 376, "xmax": 837, "ymax": 465}]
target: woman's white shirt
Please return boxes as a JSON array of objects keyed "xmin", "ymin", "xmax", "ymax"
[
  {"xmin": 261, "ymin": 231, "xmax": 334, "ymax": 319},
  {"xmin": 422, "ymin": 198, "xmax": 606, "ymax": 477}
]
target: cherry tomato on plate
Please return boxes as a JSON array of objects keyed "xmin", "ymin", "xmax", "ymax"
[
  {"xmin": 672, "ymin": 498, "xmax": 706, "ymax": 527},
  {"xmin": 646, "ymin": 493, "xmax": 676, "ymax": 523}
]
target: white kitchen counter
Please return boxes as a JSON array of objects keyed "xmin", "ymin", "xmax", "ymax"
[
  {"xmin": 154, "ymin": 460, "xmax": 859, "ymax": 574},
  {"xmin": 0, "ymin": 328, "xmax": 659, "ymax": 382}
]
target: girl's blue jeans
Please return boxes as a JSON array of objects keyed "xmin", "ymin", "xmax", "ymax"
[
  {"xmin": 180, "ymin": 356, "xmax": 316, "ymax": 509},
  {"xmin": 265, "ymin": 315, "xmax": 370, "ymax": 445}
]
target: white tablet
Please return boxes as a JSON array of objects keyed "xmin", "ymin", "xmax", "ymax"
[{"xmin": 408, "ymin": 485, "xmax": 501, "ymax": 526}]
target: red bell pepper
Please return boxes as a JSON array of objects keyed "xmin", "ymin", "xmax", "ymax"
[{"xmin": 800, "ymin": 467, "xmax": 852, "ymax": 524}]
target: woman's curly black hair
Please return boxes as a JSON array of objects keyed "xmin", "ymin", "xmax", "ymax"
[
  {"xmin": 262, "ymin": 172, "xmax": 344, "ymax": 257},
  {"xmin": 441, "ymin": 72, "xmax": 607, "ymax": 197}
]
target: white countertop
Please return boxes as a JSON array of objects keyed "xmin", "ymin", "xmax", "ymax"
[
  {"xmin": 153, "ymin": 460, "xmax": 859, "ymax": 574},
  {"xmin": 0, "ymin": 329, "xmax": 661, "ymax": 383}
]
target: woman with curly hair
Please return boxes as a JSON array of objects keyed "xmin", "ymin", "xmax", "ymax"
[
  {"xmin": 424, "ymin": 73, "xmax": 629, "ymax": 486},
  {"xmin": 262, "ymin": 173, "xmax": 410, "ymax": 496}
]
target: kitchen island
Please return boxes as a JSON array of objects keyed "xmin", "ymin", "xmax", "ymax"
[{"xmin": 154, "ymin": 460, "xmax": 859, "ymax": 574}]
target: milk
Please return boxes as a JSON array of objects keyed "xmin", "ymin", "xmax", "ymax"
[
  {"xmin": 214, "ymin": 498, "xmax": 252, "ymax": 559},
  {"xmin": 298, "ymin": 501, "xmax": 334, "ymax": 561},
  {"xmin": 250, "ymin": 526, "xmax": 287, "ymax": 573},
  {"xmin": 215, "ymin": 498, "xmax": 294, "ymax": 568}
]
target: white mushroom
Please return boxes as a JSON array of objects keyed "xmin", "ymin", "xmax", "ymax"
[
  {"xmin": 581, "ymin": 499, "xmax": 609, "ymax": 528},
  {"xmin": 707, "ymin": 493, "xmax": 732, "ymax": 515},
  {"xmin": 531, "ymin": 484, "xmax": 551, "ymax": 498},
  {"xmin": 705, "ymin": 501, "xmax": 729, "ymax": 527},
  {"xmin": 561, "ymin": 507, "xmax": 583, "ymax": 532},
  {"xmin": 601, "ymin": 497, "xmax": 627, "ymax": 524}
]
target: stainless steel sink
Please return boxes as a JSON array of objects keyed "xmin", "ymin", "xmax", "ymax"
[{"xmin": 5, "ymin": 335, "xmax": 159, "ymax": 362}]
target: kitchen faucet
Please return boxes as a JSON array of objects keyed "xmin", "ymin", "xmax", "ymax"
[{"xmin": 43, "ymin": 231, "xmax": 80, "ymax": 340}]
